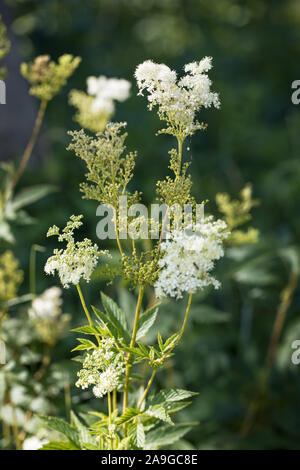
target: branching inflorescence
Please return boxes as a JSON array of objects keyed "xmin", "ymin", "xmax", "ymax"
[{"xmin": 40, "ymin": 57, "xmax": 257, "ymax": 450}]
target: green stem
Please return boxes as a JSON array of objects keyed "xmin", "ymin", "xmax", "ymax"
[
  {"xmin": 116, "ymin": 228, "xmax": 124, "ymax": 257},
  {"xmin": 137, "ymin": 369, "xmax": 156, "ymax": 411},
  {"xmin": 29, "ymin": 244, "xmax": 45, "ymax": 295},
  {"xmin": 177, "ymin": 137, "xmax": 183, "ymax": 176},
  {"xmin": 137, "ymin": 293, "xmax": 193, "ymax": 410},
  {"xmin": 113, "ymin": 389, "xmax": 117, "ymax": 411},
  {"xmin": 158, "ymin": 137, "xmax": 184, "ymax": 247},
  {"xmin": 123, "ymin": 286, "xmax": 144, "ymax": 421},
  {"xmin": 163, "ymin": 293, "xmax": 193, "ymax": 357},
  {"xmin": 76, "ymin": 284, "xmax": 93, "ymax": 327},
  {"xmin": 107, "ymin": 391, "xmax": 114, "ymax": 450},
  {"xmin": 76, "ymin": 284, "xmax": 101, "ymax": 346},
  {"xmin": 108, "ymin": 391, "xmax": 112, "ymax": 423},
  {"xmin": 10, "ymin": 99, "xmax": 47, "ymax": 193}
]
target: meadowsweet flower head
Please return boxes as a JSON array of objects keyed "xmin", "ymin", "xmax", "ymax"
[
  {"xmin": 70, "ymin": 75, "xmax": 130, "ymax": 133},
  {"xmin": 28, "ymin": 286, "xmax": 70, "ymax": 344},
  {"xmin": 75, "ymin": 339, "xmax": 125, "ymax": 398},
  {"xmin": 216, "ymin": 184, "xmax": 259, "ymax": 246},
  {"xmin": 0, "ymin": 250, "xmax": 23, "ymax": 303},
  {"xmin": 22, "ymin": 436, "xmax": 48, "ymax": 451},
  {"xmin": 154, "ymin": 216, "xmax": 229, "ymax": 299},
  {"xmin": 87, "ymin": 75, "xmax": 131, "ymax": 113},
  {"xmin": 44, "ymin": 215, "xmax": 108, "ymax": 288},
  {"xmin": 135, "ymin": 57, "xmax": 220, "ymax": 140},
  {"xmin": 92, "ymin": 366, "xmax": 122, "ymax": 398},
  {"xmin": 29, "ymin": 286, "xmax": 62, "ymax": 320},
  {"xmin": 69, "ymin": 90, "xmax": 110, "ymax": 134},
  {"xmin": 67, "ymin": 122, "xmax": 139, "ymax": 208},
  {"xmin": 0, "ymin": 15, "xmax": 10, "ymax": 80},
  {"xmin": 21, "ymin": 54, "xmax": 81, "ymax": 101}
]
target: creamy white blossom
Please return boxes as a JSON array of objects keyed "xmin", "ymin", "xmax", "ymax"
[
  {"xmin": 44, "ymin": 215, "xmax": 108, "ymax": 288},
  {"xmin": 135, "ymin": 57, "xmax": 220, "ymax": 139},
  {"xmin": 87, "ymin": 75, "xmax": 131, "ymax": 113},
  {"xmin": 29, "ymin": 286, "xmax": 62, "ymax": 320},
  {"xmin": 92, "ymin": 366, "xmax": 122, "ymax": 398},
  {"xmin": 22, "ymin": 436, "xmax": 48, "ymax": 450},
  {"xmin": 76, "ymin": 339, "xmax": 125, "ymax": 399},
  {"xmin": 154, "ymin": 216, "xmax": 229, "ymax": 299}
]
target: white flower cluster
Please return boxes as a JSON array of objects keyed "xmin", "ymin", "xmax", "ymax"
[
  {"xmin": 87, "ymin": 75, "xmax": 131, "ymax": 114},
  {"xmin": 44, "ymin": 215, "xmax": 108, "ymax": 288},
  {"xmin": 154, "ymin": 216, "xmax": 229, "ymax": 299},
  {"xmin": 92, "ymin": 366, "xmax": 122, "ymax": 398},
  {"xmin": 29, "ymin": 286, "xmax": 62, "ymax": 320},
  {"xmin": 22, "ymin": 436, "xmax": 48, "ymax": 451},
  {"xmin": 75, "ymin": 339, "xmax": 125, "ymax": 399},
  {"xmin": 135, "ymin": 57, "xmax": 220, "ymax": 139}
]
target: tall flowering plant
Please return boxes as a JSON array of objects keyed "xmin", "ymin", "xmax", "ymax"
[{"xmin": 40, "ymin": 58, "xmax": 253, "ymax": 450}]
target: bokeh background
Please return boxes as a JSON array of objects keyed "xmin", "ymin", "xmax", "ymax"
[{"xmin": 1, "ymin": 0, "xmax": 300, "ymax": 449}]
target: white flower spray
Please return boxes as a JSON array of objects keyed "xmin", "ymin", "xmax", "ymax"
[
  {"xmin": 135, "ymin": 57, "xmax": 220, "ymax": 140},
  {"xmin": 87, "ymin": 75, "xmax": 131, "ymax": 114},
  {"xmin": 44, "ymin": 215, "xmax": 108, "ymax": 288},
  {"xmin": 29, "ymin": 286, "xmax": 62, "ymax": 320},
  {"xmin": 155, "ymin": 217, "xmax": 229, "ymax": 299},
  {"xmin": 40, "ymin": 57, "xmax": 243, "ymax": 450},
  {"xmin": 76, "ymin": 338, "xmax": 125, "ymax": 399}
]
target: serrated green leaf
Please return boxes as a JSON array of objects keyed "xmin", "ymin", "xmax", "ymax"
[
  {"xmin": 157, "ymin": 332, "xmax": 163, "ymax": 351},
  {"xmin": 118, "ymin": 408, "xmax": 140, "ymax": 424},
  {"xmin": 70, "ymin": 411, "xmax": 97, "ymax": 447},
  {"xmin": 144, "ymin": 404, "xmax": 173, "ymax": 424},
  {"xmin": 136, "ymin": 419, "xmax": 145, "ymax": 449},
  {"xmin": 92, "ymin": 306, "xmax": 129, "ymax": 343},
  {"xmin": 136, "ymin": 306, "xmax": 158, "ymax": 341},
  {"xmin": 38, "ymin": 416, "xmax": 80, "ymax": 447},
  {"xmin": 40, "ymin": 441, "xmax": 80, "ymax": 450},
  {"xmin": 80, "ymin": 442, "xmax": 100, "ymax": 450},
  {"xmin": 101, "ymin": 292, "xmax": 129, "ymax": 337},
  {"xmin": 137, "ymin": 342, "xmax": 149, "ymax": 356},
  {"xmin": 148, "ymin": 389, "xmax": 198, "ymax": 406},
  {"xmin": 163, "ymin": 333, "xmax": 179, "ymax": 351},
  {"xmin": 164, "ymin": 400, "xmax": 192, "ymax": 414},
  {"xmin": 145, "ymin": 423, "xmax": 195, "ymax": 449},
  {"xmin": 117, "ymin": 436, "xmax": 132, "ymax": 450},
  {"xmin": 123, "ymin": 346, "xmax": 142, "ymax": 356},
  {"xmin": 71, "ymin": 325, "xmax": 105, "ymax": 336},
  {"xmin": 71, "ymin": 338, "xmax": 97, "ymax": 352}
]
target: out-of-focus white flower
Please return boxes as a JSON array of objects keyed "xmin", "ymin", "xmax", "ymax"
[
  {"xmin": 44, "ymin": 215, "xmax": 108, "ymax": 289},
  {"xmin": 22, "ymin": 436, "xmax": 48, "ymax": 450},
  {"xmin": 135, "ymin": 57, "xmax": 220, "ymax": 140},
  {"xmin": 28, "ymin": 286, "xmax": 70, "ymax": 344},
  {"xmin": 154, "ymin": 216, "xmax": 229, "ymax": 299},
  {"xmin": 87, "ymin": 75, "xmax": 131, "ymax": 113},
  {"xmin": 29, "ymin": 287, "xmax": 62, "ymax": 320}
]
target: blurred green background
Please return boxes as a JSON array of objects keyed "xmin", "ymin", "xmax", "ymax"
[{"xmin": 1, "ymin": 0, "xmax": 300, "ymax": 449}]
